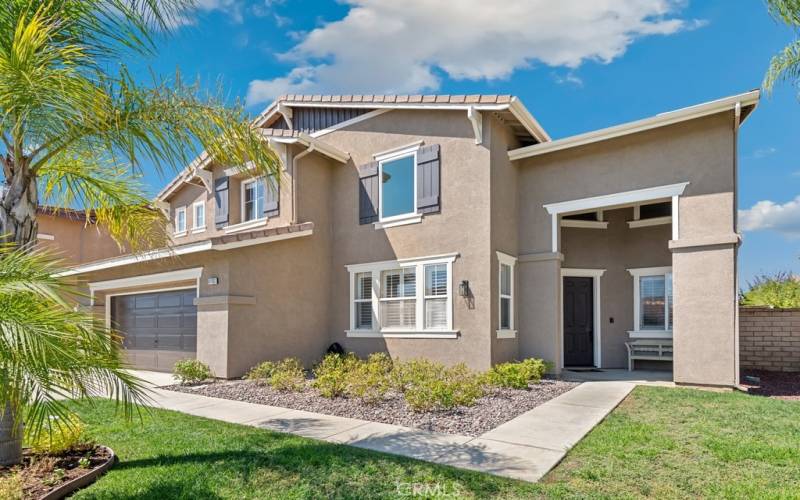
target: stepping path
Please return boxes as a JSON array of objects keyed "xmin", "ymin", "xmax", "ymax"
[{"xmin": 132, "ymin": 371, "xmax": 634, "ymax": 483}]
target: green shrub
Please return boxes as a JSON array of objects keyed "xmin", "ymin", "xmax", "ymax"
[
  {"xmin": 346, "ymin": 353, "xmax": 394, "ymax": 404},
  {"xmin": 394, "ymin": 359, "xmax": 484, "ymax": 411},
  {"xmin": 0, "ymin": 473, "xmax": 22, "ymax": 500},
  {"xmin": 313, "ymin": 353, "xmax": 360, "ymax": 398},
  {"xmin": 740, "ymin": 272, "xmax": 800, "ymax": 308},
  {"xmin": 25, "ymin": 413, "xmax": 84, "ymax": 455},
  {"xmin": 173, "ymin": 359, "xmax": 214, "ymax": 385},
  {"xmin": 268, "ymin": 358, "xmax": 306, "ymax": 391},
  {"xmin": 485, "ymin": 358, "xmax": 549, "ymax": 389},
  {"xmin": 245, "ymin": 360, "xmax": 277, "ymax": 384}
]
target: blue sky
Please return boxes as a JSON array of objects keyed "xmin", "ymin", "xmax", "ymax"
[{"xmin": 129, "ymin": 0, "xmax": 800, "ymax": 285}]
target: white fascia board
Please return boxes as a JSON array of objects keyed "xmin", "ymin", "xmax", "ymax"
[
  {"xmin": 510, "ymin": 89, "xmax": 760, "ymax": 161},
  {"xmin": 89, "ymin": 267, "xmax": 203, "ymax": 292},
  {"xmin": 296, "ymin": 133, "xmax": 350, "ymax": 163},
  {"xmin": 544, "ymin": 182, "xmax": 689, "ymax": 215},
  {"xmin": 508, "ymin": 97, "xmax": 551, "ymax": 143},
  {"xmin": 60, "ymin": 240, "xmax": 213, "ymax": 276},
  {"xmin": 156, "ymin": 152, "xmax": 213, "ymax": 201},
  {"xmin": 211, "ymin": 228, "xmax": 313, "ymax": 251}
]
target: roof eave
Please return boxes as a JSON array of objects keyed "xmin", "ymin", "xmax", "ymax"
[{"xmin": 508, "ymin": 89, "xmax": 760, "ymax": 161}]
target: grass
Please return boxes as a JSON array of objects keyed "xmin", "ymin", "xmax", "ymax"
[{"xmin": 69, "ymin": 386, "xmax": 800, "ymax": 499}]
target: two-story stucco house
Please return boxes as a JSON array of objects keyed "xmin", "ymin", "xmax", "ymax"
[{"xmin": 65, "ymin": 90, "xmax": 759, "ymax": 387}]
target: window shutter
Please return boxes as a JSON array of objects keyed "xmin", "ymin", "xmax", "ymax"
[
  {"xmin": 417, "ymin": 144, "xmax": 440, "ymax": 214},
  {"xmin": 214, "ymin": 176, "xmax": 229, "ymax": 226},
  {"xmin": 358, "ymin": 161, "xmax": 379, "ymax": 224},
  {"xmin": 263, "ymin": 175, "xmax": 280, "ymax": 217}
]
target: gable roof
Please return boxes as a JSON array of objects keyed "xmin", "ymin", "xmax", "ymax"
[
  {"xmin": 255, "ymin": 94, "xmax": 551, "ymax": 144},
  {"xmin": 509, "ymin": 90, "xmax": 760, "ymax": 161}
]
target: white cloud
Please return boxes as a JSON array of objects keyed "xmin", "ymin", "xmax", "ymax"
[
  {"xmin": 246, "ymin": 0, "xmax": 700, "ymax": 105},
  {"xmin": 165, "ymin": 0, "xmax": 245, "ymax": 27},
  {"xmin": 747, "ymin": 147, "xmax": 778, "ymax": 160},
  {"xmin": 739, "ymin": 196, "xmax": 800, "ymax": 237},
  {"xmin": 553, "ymin": 71, "xmax": 584, "ymax": 87}
]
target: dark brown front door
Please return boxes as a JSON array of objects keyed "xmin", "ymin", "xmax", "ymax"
[{"xmin": 564, "ymin": 277, "xmax": 594, "ymax": 367}]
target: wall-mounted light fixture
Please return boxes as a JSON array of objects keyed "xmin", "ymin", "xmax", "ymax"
[
  {"xmin": 208, "ymin": 276, "xmax": 219, "ymax": 286},
  {"xmin": 459, "ymin": 280, "xmax": 470, "ymax": 298}
]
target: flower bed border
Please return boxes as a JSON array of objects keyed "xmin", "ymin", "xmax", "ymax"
[{"xmin": 38, "ymin": 446, "xmax": 116, "ymax": 500}]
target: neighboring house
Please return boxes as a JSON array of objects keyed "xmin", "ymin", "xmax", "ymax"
[
  {"xmin": 36, "ymin": 207, "xmax": 124, "ymax": 265},
  {"xmin": 65, "ymin": 91, "xmax": 759, "ymax": 388}
]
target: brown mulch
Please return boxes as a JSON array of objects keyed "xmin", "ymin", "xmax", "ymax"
[
  {"xmin": 0, "ymin": 444, "xmax": 112, "ymax": 499},
  {"xmin": 165, "ymin": 377, "xmax": 578, "ymax": 437},
  {"xmin": 741, "ymin": 370, "xmax": 800, "ymax": 401}
]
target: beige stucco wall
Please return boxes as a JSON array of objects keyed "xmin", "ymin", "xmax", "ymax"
[
  {"xmin": 320, "ymin": 109, "xmax": 495, "ymax": 371},
  {"xmin": 561, "ymin": 207, "xmax": 672, "ymax": 368},
  {"xmin": 37, "ymin": 214, "xmax": 124, "ymax": 265},
  {"xmin": 516, "ymin": 111, "xmax": 738, "ymax": 384}
]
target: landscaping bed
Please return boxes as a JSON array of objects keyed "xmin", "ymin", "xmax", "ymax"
[
  {"xmin": 0, "ymin": 445, "xmax": 114, "ymax": 500},
  {"xmin": 741, "ymin": 369, "xmax": 800, "ymax": 401},
  {"xmin": 165, "ymin": 377, "xmax": 577, "ymax": 436}
]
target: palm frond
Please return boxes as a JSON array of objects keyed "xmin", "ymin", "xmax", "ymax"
[
  {"xmin": 763, "ymin": 39, "xmax": 800, "ymax": 93},
  {"xmin": 766, "ymin": 0, "xmax": 800, "ymax": 27}
]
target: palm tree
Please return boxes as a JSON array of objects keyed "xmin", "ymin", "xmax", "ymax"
[
  {"xmin": 0, "ymin": 0, "xmax": 279, "ymax": 248},
  {"xmin": 763, "ymin": 0, "xmax": 800, "ymax": 93},
  {"xmin": 0, "ymin": 244, "xmax": 150, "ymax": 465},
  {"xmin": 0, "ymin": 0, "xmax": 281, "ymax": 465}
]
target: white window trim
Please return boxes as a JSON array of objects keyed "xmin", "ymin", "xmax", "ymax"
[
  {"xmin": 346, "ymin": 253, "xmax": 458, "ymax": 338},
  {"xmin": 627, "ymin": 266, "xmax": 673, "ymax": 339},
  {"xmin": 561, "ymin": 268, "xmax": 605, "ymax": 368},
  {"xmin": 192, "ymin": 200, "xmax": 206, "ymax": 232},
  {"xmin": 241, "ymin": 177, "xmax": 266, "ymax": 223},
  {"xmin": 377, "ymin": 144, "xmax": 420, "ymax": 224},
  {"xmin": 496, "ymin": 251, "xmax": 517, "ymax": 338},
  {"xmin": 174, "ymin": 206, "xmax": 187, "ymax": 236}
]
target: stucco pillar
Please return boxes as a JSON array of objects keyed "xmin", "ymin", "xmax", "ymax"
[
  {"xmin": 517, "ymin": 253, "xmax": 563, "ymax": 372},
  {"xmin": 195, "ymin": 302, "xmax": 231, "ymax": 378}
]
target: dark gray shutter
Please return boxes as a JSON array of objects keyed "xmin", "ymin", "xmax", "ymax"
[
  {"xmin": 358, "ymin": 161, "xmax": 379, "ymax": 224},
  {"xmin": 214, "ymin": 176, "xmax": 229, "ymax": 226},
  {"xmin": 417, "ymin": 144, "xmax": 440, "ymax": 214},
  {"xmin": 263, "ymin": 175, "xmax": 279, "ymax": 218}
]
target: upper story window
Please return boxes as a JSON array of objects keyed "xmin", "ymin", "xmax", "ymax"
[
  {"xmin": 628, "ymin": 267, "xmax": 673, "ymax": 338},
  {"xmin": 379, "ymin": 152, "xmax": 416, "ymax": 221},
  {"xmin": 347, "ymin": 253, "xmax": 457, "ymax": 337},
  {"xmin": 193, "ymin": 201, "xmax": 206, "ymax": 231},
  {"xmin": 242, "ymin": 178, "xmax": 265, "ymax": 222},
  {"xmin": 174, "ymin": 206, "xmax": 186, "ymax": 235}
]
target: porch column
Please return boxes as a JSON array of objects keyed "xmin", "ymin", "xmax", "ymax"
[
  {"xmin": 670, "ymin": 192, "xmax": 740, "ymax": 387},
  {"xmin": 518, "ymin": 252, "xmax": 563, "ymax": 373}
]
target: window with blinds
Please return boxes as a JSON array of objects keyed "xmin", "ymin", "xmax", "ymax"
[
  {"xmin": 638, "ymin": 272, "xmax": 673, "ymax": 331},
  {"xmin": 380, "ymin": 268, "xmax": 416, "ymax": 329},
  {"xmin": 500, "ymin": 263, "xmax": 512, "ymax": 330},
  {"xmin": 347, "ymin": 255, "xmax": 456, "ymax": 335},
  {"xmin": 425, "ymin": 263, "xmax": 448, "ymax": 329},
  {"xmin": 354, "ymin": 272, "xmax": 372, "ymax": 330}
]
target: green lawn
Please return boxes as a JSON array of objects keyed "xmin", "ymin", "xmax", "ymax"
[{"xmin": 71, "ymin": 386, "xmax": 800, "ymax": 499}]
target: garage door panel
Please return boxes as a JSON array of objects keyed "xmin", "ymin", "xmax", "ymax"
[{"xmin": 112, "ymin": 288, "xmax": 197, "ymax": 372}]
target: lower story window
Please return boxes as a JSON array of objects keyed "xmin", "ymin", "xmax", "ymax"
[
  {"xmin": 629, "ymin": 267, "xmax": 673, "ymax": 335},
  {"xmin": 348, "ymin": 254, "xmax": 456, "ymax": 334}
]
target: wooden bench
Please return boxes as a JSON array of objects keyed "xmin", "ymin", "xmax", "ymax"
[{"xmin": 625, "ymin": 339, "xmax": 673, "ymax": 371}]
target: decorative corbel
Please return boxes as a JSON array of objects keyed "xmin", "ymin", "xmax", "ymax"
[
  {"xmin": 277, "ymin": 102, "xmax": 294, "ymax": 130},
  {"xmin": 467, "ymin": 106, "xmax": 483, "ymax": 145}
]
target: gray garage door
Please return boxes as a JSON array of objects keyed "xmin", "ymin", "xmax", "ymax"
[{"xmin": 111, "ymin": 289, "xmax": 197, "ymax": 371}]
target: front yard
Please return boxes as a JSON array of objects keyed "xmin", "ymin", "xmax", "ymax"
[{"xmin": 59, "ymin": 385, "xmax": 800, "ymax": 498}]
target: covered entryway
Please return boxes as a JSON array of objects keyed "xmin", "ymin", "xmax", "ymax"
[{"xmin": 111, "ymin": 289, "xmax": 197, "ymax": 372}]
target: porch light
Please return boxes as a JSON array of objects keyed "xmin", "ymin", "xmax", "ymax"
[
  {"xmin": 459, "ymin": 280, "xmax": 470, "ymax": 297},
  {"xmin": 208, "ymin": 276, "xmax": 219, "ymax": 286}
]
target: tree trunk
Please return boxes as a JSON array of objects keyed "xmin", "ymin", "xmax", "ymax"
[
  {"xmin": 0, "ymin": 155, "xmax": 38, "ymax": 248},
  {"xmin": 0, "ymin": 401, "xmax": 22, "ymax": 466}
]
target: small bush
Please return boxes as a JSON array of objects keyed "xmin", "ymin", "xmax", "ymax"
[
  {"xmin": 346, "ymin": 353, "xmax": 393, "ymax": 404},
  {"xmin": 268, "ymin": 358, "xmax": 306, "ymax": 391},
  {"xmin": 313, "ymin": 353, "xmax": 360, "ymax": 398},
  {"xmin": 0, "ymin": 473, "xmax": 22, "ymax": 500},
  {"xmin": 740, "ymin": 272, "xmax": 800, "ymax": 308},
  {"xmin": 245, "ymin": 361, "xmax": 277, "ymax": 384},
  {"xmin": 394, "ymin": 359, "xmax": 484, "ymax": 412},
  {"xmin": 25, "ymin": 413, "xmax": 84, "ymax": 455},
  {"xmin": 485, "ymin": 358, "xmax": 549, "ymax": 389},
  {"xmin": 173, "ymin": 359, "xmax": 214, "ymax": 385}
]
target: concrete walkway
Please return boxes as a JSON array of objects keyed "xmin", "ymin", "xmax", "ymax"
[{"xmin": 131, "ymin": 371, "xmax": 634, "ymax": 483}]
